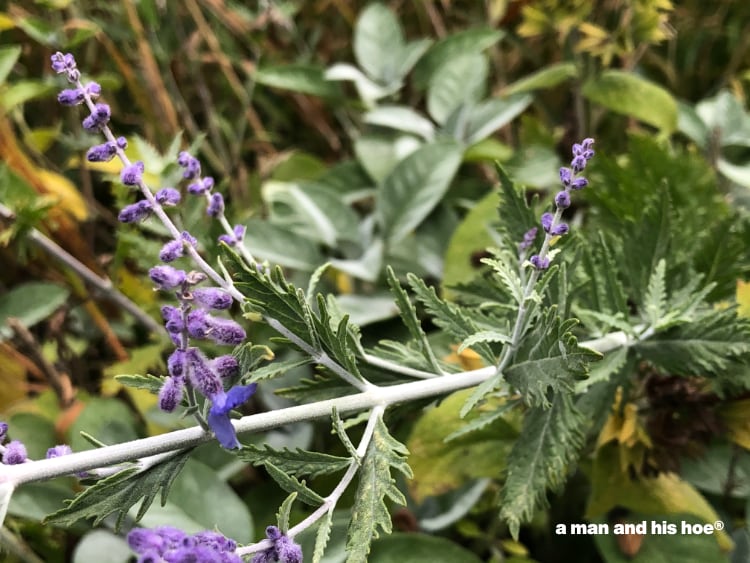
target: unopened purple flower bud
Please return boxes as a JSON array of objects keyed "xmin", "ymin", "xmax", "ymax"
[
  {"xmin": 572, "ymin": 143, "xmax": 584, "ymax": 156},
  {"xmin": 185, "ymin": 348, "xmax": 223, "ymax": 399},
  {"xmin": 193, "ymin": 531, "xmax": 237, "ymax": 552},
  {"xmin": 211, "ymin": 355, "xmax": 239, "ymax": 378},
  {"xmin": 177, "ymin": 151, "xmax": 201, "ymax": 179},
  {"xmin": 555, "ymin": 190, "xmax": 571, "ymax": 209},
  {"xmin": 277, "ymin": 535, "xmax": 303, "ymax": 563},
  {"xmin": 529, "ymin": 254, "xmax": 550, "ymax": 270},
  {"xmin": 118, "ymin": 200, "xmax": 152, "ymax": 223},
  {"xmin": 0, "ymin": 422, "xmax": 8, "ymax": 442},
  {"xmin": 86, "ymin": 141, "xmax": 118, "ymax": 162},
  {"xmin": 82, "ymin": 103, "xmax": 111, "ymax": 131},
  {"xmin": 571, "ymin": 155, "xmax": 586, "ymax": 173},
  {"xmin": 168, "ymin": 349, "xmax": 186, "ymax": 378},
  {"xmin": 581, "ymin": 137, "xmax": 595, "ymax": 150},
  {"xmin": 149, "ymin": 265, "xmax": 186, "ymax": 289},
  {"xmin": 85, "ymin": 82, "xmax": 101, "ymax": 98},
  {"xmin": 541, "ymin": 212, "xmax": 554, "ymax": 233},
  {"xmin": 181, "ymin": 231, "xmax": 197, "ymax": 247},
  {"xmin": 186, "ymin": 309, "xmax": 210, "ymax": 339},
  {"xmin": 46, "ymin": 444, "xmax": 73, "ymax": 459},
  {"xmin": 57, "ymin": 87, "xmax": 85, "ymax": 106},
  {"xmin": 192, "ymin": 288, "xmax": 232, "ymax": 310},
  {"xmin": 207, "ymin": 192, "xmax": 224, "ymax": 217},
  {"xmin": 218, "ymin": 224, "xmax": 246, "ymax": 247},
  {"xmin": 158, "ymin": 376, "xmax": 184, "ymax": 412},
  {"xmin": 116, "ymin": 136, "xmax": 127, "ymax": 149},
  {"xmin": 188, "ymin": 177, "xmax": 214, "ymax": 195},
  {"xmin": 155, "ymin": 188, "xmax": 181, "ymax": 206},
  {"xmin": 121, "ymin": 161, "xmax": 145, "ymax": 186},
  {"xmin": 3, "ymin": 440, "xmax": 27, "ymax": 465},
  {"xmin": 51, "ymin": 52, "xmax": 76, "ymax": 74},
  {"xmin": 550, "ymin": 222, "xmax": 569, "ymax": 236},
  {"xmin": 162, "ymin": 305, "xmax": 184, "ymax": 333},
  {"xmin": 206, "ymin": 317, "xmax": 246, "ymax": 346},
  {"xmin": 559, "ymin": 167, "xmax": 572, "ymax": 187},
  {"xmin": 571, "ymin": 177, "xmax": 588, "ymax": 190},
  {"xmin": 127, "ymin": 528, "xmax": 168, "ymax": 554},
  {"xmin": 159, "ymin": 239, "xmax": 184, "ymax": 263},
  {"xmin": 519, "ymin": 227, "xmax": 538, "ymax": 251}
]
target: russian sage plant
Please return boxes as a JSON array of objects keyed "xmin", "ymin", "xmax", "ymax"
[{"xmin": 0, "ymin": 43, "xmax": 748, "ymax": 563}]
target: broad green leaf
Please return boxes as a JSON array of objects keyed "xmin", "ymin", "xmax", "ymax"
[
  {"xmin": 243, "ymin": 219, "xmax": 324, "ymax": 271},
  {"xmin": 463, "ymin": 93, "xmax": 533, "ymax": 144},
  {"xmin": 0, "ymin": 80, "xmax": 56, "ymax": 111},
  {"xmin": 695, "ymin": 90, "xmax": 750, "ymax": 148},
  {"xmin": 412, "ymin": 28, "xmax": 503, "ymax": 89},
  {"xmin": 7, "ymin": 413, "xmax": 56, "ymax": 460},
  {"xmin": 385, "ymin": 266, "xmax": 442, "ymax": 372},
  {"xmin": 333, "ymin": 294, "xmax": 399, "ymax": 326},
  {"xmin": 68, "ymin": 398, "xmax": 140, "ymax": 452},
  {"xmin": 0, "ymin": 45, "xmax": 21, "ymax": 84},
  {"xmin": 135, "ymin": 459, "xmax": 253, "ymax": 543},
  {"xmin": 717, "ymin": 158, "xmax": 750, "ymax": 188},
  {"xmin": 238, "ymin": 444, "xmax": 351, "ymax": 478},
  {"xmin": 330, "ymin": 240, "xmax": 385, "ymax": 283},
  {"xmin": 0, "ymin": 281, "xmax": 70, "ymax": 340},
  {"xmin": 677, "ymin": 101, "xmax": 709, "ymax": 148},
  {"xmin": 407, "ymin": 389, "xmax": 519, "ymax": 502},
  {"xmin": 499, "ymin": 393, "xmax": 586, "ymax": 539},
  {"xmin": 353, "ymin": 3, "xmax": 404, "ymax": 84},
  {"xmin": 14, "ymin": 15, "xmax": 60, "ymax": 45},
  {"xmin": 582, "ymin": 70, "xmax": 678, "ymax": 132},
  {"xmin": 325, "ymin": 63, "xmax": 400, "ymax": 106},
  {"xmin": 72, "ymin": 530, "xmax": 131, "ymax": 563},
  {"xmin": 370, "ymin": 533, "xmax": 483, "ymax": 563},
  {"xmin": 9, "ymin": 482, "xmax": 73, "ymax": 525},
  {"xmin": 44, "ymin": 449, "xmax": 191, "ymax": 530},
  {"xmin": 427, "ymin": 52, "xmax": 487, "ymax": 125},
  {"xmin": 394, "ymin": 39, "xmax": 432, "ymax": 81},
  {"xmin": 364, "ymin": 106, "xmax": 436, "ymax": 141},
  {"xmin": 378, "ymin": 141, "xmax": 462, "ymax": 243},
  {"xmin": 255, "ymin": 64, "xmax": 341, "ymax": 97},
  {"xmin": 355, "ymin": 133, "xmax": 422, "ymax": 184},
  {"xmin": 346, "ymin": 415, "xmax": 412, "ymax": 563},
  {"xmin": 502, "ymin": 62, "xmax": 578, "ymax": 95},
  {"xmin": 462, "ymin": 137, "xmax": 514, "ymax": 162}
]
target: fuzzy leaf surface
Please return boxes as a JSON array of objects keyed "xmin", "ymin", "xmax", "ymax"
[{"xmin": 239, "ymin": 445, "xmax": 351, "ymax": 479}]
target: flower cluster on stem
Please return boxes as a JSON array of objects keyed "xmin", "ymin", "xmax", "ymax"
[{"xmin": 127, "ymin": 526, "xmax": 241, "ymax": 563}]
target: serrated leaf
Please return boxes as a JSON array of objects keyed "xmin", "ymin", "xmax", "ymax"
[
  {"xmin": 255, "ymin": 64, "xmax": 341, "ymax": 97},
  {"xmin": 312, "ymin": 508, "xmax": 334, "ymax": 563},
  {"xmin": 114, "ymin": 373, "xmax": 164, "ymax": 395},
  {"xmin": 582, "ymin": 70, "xmax": 677, "ymax": 132},
  {"xmin": 332, "ymin": 408, "xmax": 360, "ymax": 463},
  {"xmin": 265, "ymin": 462, "xmax": 324, "ymax": 506},
  {"xmin": 635, "ymin": 308, "xmax": 750, "ymax": 375},
  {"xmin": 378, "ymin": 141, "xmax": 462, "ymax": 243},
  {"xmin": 644, "ymin": 259, "xmax": 667, "ymax": 326},
  {"xmin": 494, "ymin": 164, "xmax": 538, "ymax": 248},
  {"xmin": 277, "ymin": 492, "xmax": 297, "ymax": 534},
  {"xmin": 346, "ymin": 415, "xmax": 412, "ymax": 563},
  {"xmin": 481, "ymin": 254, "xmax": 524, "ymax": 304},
  {"xmin": 499, "ymin": 393, "xmax": 585, "ymax": 539},
  {"xmin": 239, "ymin": 445, "xmax": 351, "ymax": 479},
  {"xmin": 44, "ymin": 450, "xmax": 191, "ymax": 530},
  {"xmin": 385, "ymin": 267, "xmax": 442, "ymax": 372},
  {"xmin": 457, "ymin": 331, "xmax": 512, "ymax": 353}
]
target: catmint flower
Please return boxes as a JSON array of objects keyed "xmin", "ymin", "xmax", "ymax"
[
  {"xmin": 177, "ymin": 151, "xmax": 201, "ymax": 179},
  {"xmin": 57, "ymin": 87, "xmax": 85, "ymax": 106},
  {"xmin": 121, "ymin": 161, "xmax": 145, "ymax": 186},
  {"xmin": 0, "ymin": 422, "xmax": 8, "ymax": 442},
  {"xmin": 82, "ymin": 103, "xmax": 111, "ymax": 131},
  {"xmin": 211, "ymin": 355, "xmax": 239, "ymax": 378},
  {"xmin": 186, "ymin": 309, "xmax": 210, "ymax": 339},
  {"xmin": 87, "ymin": 141, "xmax": 116, "ymax": 162},
  {"xmin": 160, "ymin": 239, "xmax": 184, "ymax": 263},
  {"xmin": 207, "ymin": 192, "xmax": 224, "ymax": 217},
  {"xmin": 149, "ymin": 265, "xmax": 186, "ymax": 290},
  {"xmin": 541, "ymin": 212, "xmax": 554, "ymax": 233},
  {"xmin": 192, "ymin": 287, "xmax": 232, "ymax": 310},
  {"xmin": 181, "ymin": 231, "xmax": 197, "ymax": 247},
  {"xmin": 86, "ymin": 82, "xmax": 101, "ymax": 98},
  {"xmin": 555, "ymin": 190, "xmax": 571, "ymax": 209},
  {"xmin": 208, "ymin": 384, "xmax": 258, "ymax": 449},
  {"xmin": 3, "ymin": 440, "xmax": 27, "ymax": 465},
  {"xmin": 46, "ymin": 445, "xmax": 73, "ymax": 459},
  {"xmin": 168, "ymin": 349, "xmax": 186, "ymax": 378},
  {"xmin": 188, "ymin": 176, "xmax": 214, "ymax": 195},
  {"xmin": 559, "ymin": 167, "xmax": 572, "ymax": 187},
  {"xmin": 155, "ymin": 187, "xmax": 181, "ymax": 206},
  {"xmin": 519, "ymin": 227, "xmax": 537, "ymax": 252},
  {"xmin": 127, "ymin": 526, "xmax": 241, "ymax": 563},
  {"xmin": 205, "ymin": 316, "xmax": 246, "ymax": 346},
  {"xmin": 118, "ymin": 200, "xmax": 152, "ymax": 223},
  {"xmin": 252, "ymin": 526, "xmax": 302, "ymax": 563},
  {"xmin": 529, "ymin": 255, "xmax": 550, "ymax": 270},
  {"xmin": 158, "ymin": 376, "xmax": 184, "ymax": 412},
  {"xmin": 51, "ymin": 52, "xmax": 76, "ymax": 75},
  {"xmin": 219, "ymin": 224, "xmax": 246, "ymax": 247},
  {"xmin": 571, "ymin": 178, "xmax": 588, "ymax": 190},
  {"xmin": 550, "ymin": 223, "xmax": 569, "ymax": 236},
  {"xmin": 162, "ymin": 305, "xmax": 184, "ymax": 334},
  {"xmin": 185, "ymin": 348, "xmax": 223, "ymax": 399}
]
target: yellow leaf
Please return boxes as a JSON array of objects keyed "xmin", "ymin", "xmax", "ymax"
[
  {"xmin": 36, "ymin": 169, "xmax": 89, "ymax": 221},
  {"xmin": 443, "ymin": 346, "xmax": 485, "ymax": 371},
  {"xmin": 0, "ymin": 13, "xmax": 14, "ymax": 31},
  {"xmin": 737, "ymin": 280, "xmax": 750, "ymax": 318}
]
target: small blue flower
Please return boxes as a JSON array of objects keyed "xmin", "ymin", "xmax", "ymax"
[
  {"xmin": 3, "ymin": 440, "xmax": 27, "ymax": 465},
  {"xmin": 118, "ymin": 200, "xmax": 152, "ymax": 223},
  {"xmin": 121, "ymin": 161, "xmax": 145, "ymax": 186},
  {"xmin": 159, "ymin": 239, "xmax": 184, "ymax": 262},
  {"xmin": 155, "ymin": 188, "xmax": 181, "ymax": 206},
  {"xmin": 207, "ymin": 192, "xmax": 225, "ymax": 217},
  {"xmin": 82, "ymin": 103, "xmax": 111, "ymax": 131},
  {"xmin": 149, "ymin": 265, "xmax": 186, "ymax": 289},
  {"xmin": 208, "ymin": 384, "xmax": 257, "ymax": 449}
]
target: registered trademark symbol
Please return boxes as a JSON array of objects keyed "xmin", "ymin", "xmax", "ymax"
[{"xmin": 714, "ymin": 520, "xmax": 725, "ymax": 531}]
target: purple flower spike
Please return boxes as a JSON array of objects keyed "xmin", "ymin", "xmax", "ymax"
[
  {"xmin": 541, "ymin": 212, "xmax": 554, "ymax": 233},
  {"xmin": 550, "ymin": 222, "xmax": 569, "ymax": 236},
  {"xmin": 57, "ymin": 88, "xmax": 85, "ymax": 106},
  {"xmin": 529, "ymin": 255, "xmax": 550, "ymax": 270},
  {"xmin": 208, "ymin": 384, "xmax": 257, "ymax": 449},
  {"xmin": 121, "ymin": 161, "xmax": 145, "ymax": 186},
  {"xmin": 207, "ymin": 192, "xmax": 224, "ymax": 217},
  {"xmin": 3, "ymin": 440, "xmax": 27, "ymax": 465},
  {"xmin": 118, "ymin": 200, "xmax": 152, "ymax": 223},
  {"xmin": 159, "ymin": 239, "xmax": 184, "ymax": 263},
  {"xmin": 149, "ymin": 265, "xmax": 186, "ymax": 289},
  {"xmin": 555, "ymin": 190, "xmax": 571, "ymax": 209},
  {"xmin": 177, "ymin": 151, "xmax": 201, "ymax": 179},
  {"xmin": 86, "ymin": 141, "xmax": 118, "ymax": 162},
  {"xmin": 206, "ymin": 317, "xmax": 246, "ymax": 346},
  {"xmin": 185, "ymin": 348, "xmax": 224, "ymax": 399},
  {"xmin": 211, "ymin": 355, "xmax": 239, "ymax": 378},
  {"xmin": 82, "ymin": 103, "xmax": 111, "ymax": 131},
  {"xmin": 158, "ymin": 376, "xmax": 184, "ymax": 412},
  {"xmin": 155, "ymin": 188, "xmax": 181, "ymax": 206},
  {"xmin": 46, "ymin": 445, "xmax": 73, "ymax": 459},
  {"xmin": 192, "ymin": 287, "xmax": 232, "ymax": 310}
]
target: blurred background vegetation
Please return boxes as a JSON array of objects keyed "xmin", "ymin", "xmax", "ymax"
[{"xmin": 2, "ymin": 1, "xmax": 750, "ymax": 562}]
